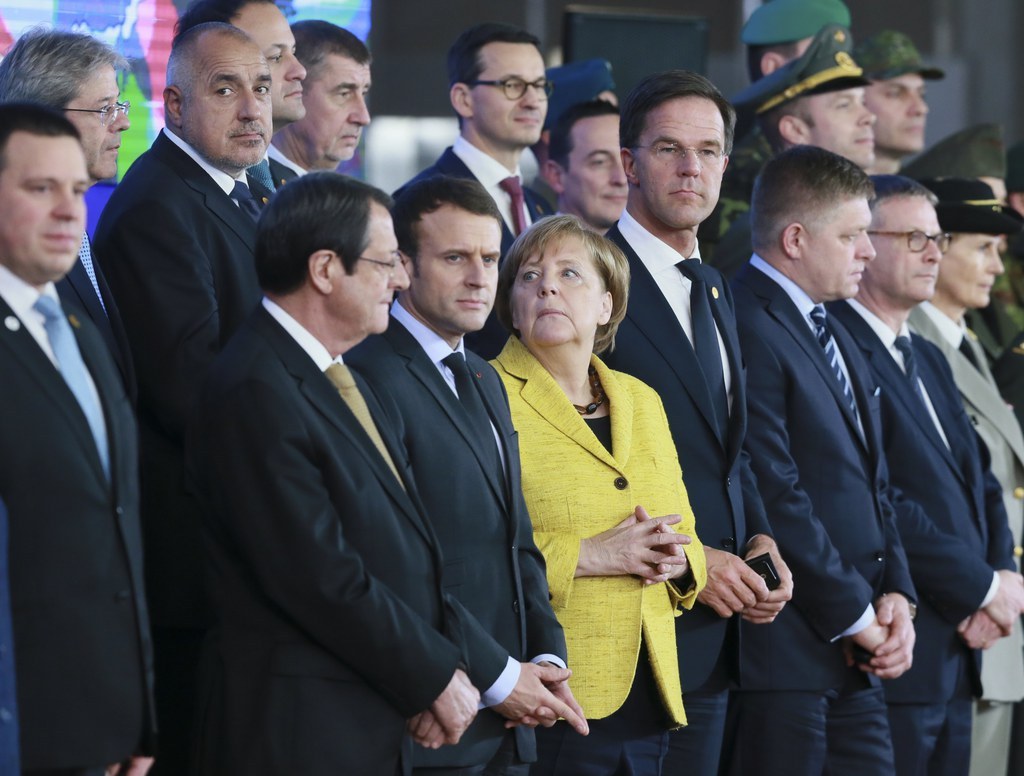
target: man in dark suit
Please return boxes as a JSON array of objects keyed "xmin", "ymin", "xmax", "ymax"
[
  {"xmin": 730, "ymin": 146, "xmax": 917, "ymax": 775},
  {"xmin": 0, "ymin": 28, "xmax": 135, "ymax": 398},
  {"xmin": 187, "ymin": 172, "xmax": 485, "ymax": 775},
  {"xmin": 0, "ymin": 495, "xmax": 16, "ymax": 774},
  {"xmin": 93, "ymin": 22, "xmax": 271, "ymax": 772},
  {"xmin": 348, "ymin": 176, "xmax": 586, "ymax": 775},
  {"xmin": 176, "ymin": 0, "xmax": 308, "ymax": 194},
  {"xmin": 599, "ymin": 70, "xmax": 792, "ymax": 775},
  {"xmin": 399, "ymin": 23, "xmax": 554, "ymax": 358},
  {"xmin": 0, "ymin": 104, "xmax": 154, "ymax": 776},
  {"xmin": 828, "ymin": 174, "xmax": 1024, "ymax": 775},
  {"xmin": 271, "ymin": 21, "xmax": 372, "ymax": 177}
]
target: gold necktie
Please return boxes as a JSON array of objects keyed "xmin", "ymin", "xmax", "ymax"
[{"xmin": 324, "ymin": 363, "xmax": 404, "ymax": 489}]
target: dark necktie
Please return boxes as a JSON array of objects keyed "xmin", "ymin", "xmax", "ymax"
[
  {"xmin": 676, "ymin": 259, "xmax": 728, "ymax": 437},
  {"xmin": 442, "ymin": 352, "xmax": 503, "ymax": 480},
  {"xmin": 247, "ymin": 158, "xmax": 276, "ymax": 191},
  {"xmin": 959, "ymin": 334, "xmax": 982, "ymax": 372},
  {"xmin": 894, "ymin": 335, "xmax": 927, "ymax": 405},
  {"xmin": 78, "ymin": 232, "xmax": 107, "ymax": 317},
  {"xmin": 499, "ymin": 176, "xmax": 528, "ymax": 236},
  {"xmin": 809, "ymin": 305, "xmax": 858, "ymax": 418},
  {"xmin": 231, "ymin": 180, "xmax": 261, "ymax": 222}
]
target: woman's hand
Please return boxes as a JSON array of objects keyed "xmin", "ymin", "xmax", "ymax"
[{"xmin": 576, "ymin": 505, "xmax": 691, "ymax": 581}]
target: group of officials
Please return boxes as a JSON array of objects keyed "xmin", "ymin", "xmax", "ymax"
[{"xmin": 1, "ymin": 0, "xmax": 1024, "ymax": 774}]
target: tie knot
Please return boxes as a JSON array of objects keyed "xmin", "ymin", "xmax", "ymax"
[
  {"xmin": 809, "ymin": 305, "xmax": 827, "ymax": 328},
  {"xmin": 324, "ymin": 363, "xmax": 356, "ymax": 392},
  {"xmin": 33, "ymin": 294, "xmax": 63, "ymax": 323},
  {"xmin": 247, "ymin": 159, "xmax": 275, "ymax": 192},
  {"xmin": 499, "ymin": 176, "xmax": 523, "ymax": 197},
  {"xmin": 894, "ymin": 335, "xmax": 913, "ymax": 358},
  {"xmin": 231, "ymin": 180, "xmax": 255, "ymax": 203},
  {"xmin": 442, "ymin": 351, "xmax": 470, "ymax": 375},
  {"xmin": 675, "ymin": 258, "xmax": 703, "ymax": 282}
]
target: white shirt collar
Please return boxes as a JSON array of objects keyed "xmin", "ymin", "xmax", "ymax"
[
  {"xmin": 268, "ymin": 142, "xmax": 307, "ymax": 177},
  {"xmin": 262, "ymin": 297, "xmax": 338, "ymax": 371},
  {"xmin": 846, "ymin": 298, "xmax": 910, "ymax": 350},
  {"xmin": 918, "ymin": 300, "xmax": 966, "ymax": 348},
  {"xmin": 162, "ymin": 127, "xmax": 246, "ymax": 197},
  {"xmin": 391, "ymin": 299, "xmax": 465, "ymax": 366},
  {"xmin": 616, "ymin": 208, "xmax": 701, "ymax": 271},
  {"xmin": 0, "ymin": 264, "xmax": 58, "ymax": 321},
  {"xmin": 750, "ymin": 254, "xmax": 818, "ymax": 323},
  {"xmin": 452, "ymin": 135, "xmax": 521, "ymax": 186}
]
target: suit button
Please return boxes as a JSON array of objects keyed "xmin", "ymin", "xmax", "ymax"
[
  {"xmin": 1015, "ymin": 546, "xmax": 1023, "ymax": 558},
  {"xmin": 875, "ymin": 552, "xmax": 884, "ymax": 562},
  {"xmin": 512, "ymin": 600, "xmax": 520, "ymax": 614},
  {"xmin": 115, "ymin": 506, "xmax": 124, "ymax": 515},
  {"xmin": 614, "ymin": 477, "xmax": 628, "ymax": 490},
  {"xmin": 1015, "ymin": 487, "xmax": 1024, "ymax": 500},
  {"xmin": 0, "ymin": 708, "xmax": 11, "ymax": 723},
  {"xmin": 114, "ymin": 589, "xmax": 131, "ymax": 602},
  {"xmin": 722, "ymin": 537, "xmax": 735, "ymax": 549},
  {"xmin": 726, "ymin": 477, "xmax": 732, "ymax": 487}
]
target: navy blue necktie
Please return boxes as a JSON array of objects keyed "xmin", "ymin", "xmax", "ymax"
[
  {"xmin": 442, "ymin": 352, "xmax": 503, "ymax": 481},
  {"xmin": 677, "ymin": 259, "xmax": 728, "ymax": 437},
  {"xmin": 894, "ymin": 335, "xmax": 927, "ymax": 405},
  {"xmin": 231, "ymin": 181, "xmax": 261, "ymax": 222},
  {"xmin": 809, "ymin": 305, "xmax": 858, "ymax": 418}
]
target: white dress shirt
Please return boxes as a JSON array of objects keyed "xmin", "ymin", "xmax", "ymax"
[
  {"xmin": 452, "ymin": 135, "xmax": 532, "ymax": 236},
  {"xmin": 268, "ymin": 143, "xmax": 307, "ymax": 177},
  {"xmin": 163, "ymin": 128, "xmax": 248, "ymax": 200}
]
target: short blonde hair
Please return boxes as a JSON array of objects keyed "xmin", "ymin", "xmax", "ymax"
[{"xmin": 495, "ymin": 215, "xmax": 630, "ymax": 354}]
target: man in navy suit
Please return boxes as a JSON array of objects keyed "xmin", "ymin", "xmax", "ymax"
[
  {"xmin": 829, "ymin": 175, "xmax": 1024, "ymax": 775},
  {"xmin": 348, "ymin": 176, "xmax": 585, "ymax": 774},
  {"xmin": 0, "ymin": 29, "xmax": 135, "ymax": 399},
  {"xmin": 731, "ymin": 146, "xmax": 917, "ymax": 775},
  {"xmin": 0, "ymin": 496, "xmax": 16, "ymax": 774},
  {"xmin": 601, "ymin": 70, "xmax": 792, "ymax": 775},
  {"xmin": 94, "ymin": 23, "xmax": 271, "ymax": 773},
  {"xmin": 399, "ymin": 23, "xmax": 554, "ymax": 358}
]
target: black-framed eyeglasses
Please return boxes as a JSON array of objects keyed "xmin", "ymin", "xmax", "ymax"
[
  {"xmin": 633, "ymin": 143, "xmax": 726, "ymax": 168},
  {"xmin": 65, "ymin": 100, "xmax": 130, "ymax": 127},
  {"xmin": 868, "ymin": 230, "xmax": 951, "ymax": 253},
  {"xmin": 468, "ymin": 77, "xmax": 552, "ymax": 101},
  {"xmin": 357, "ymin": 252, "xmax": 401, "ymax": 276}
]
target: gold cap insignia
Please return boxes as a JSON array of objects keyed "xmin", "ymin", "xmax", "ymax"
[{"xmin": 834, "ymin": 30, "xmax": 846, "ymax": 43}]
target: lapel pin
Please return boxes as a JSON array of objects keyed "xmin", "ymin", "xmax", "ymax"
[
  {"xmin": 4, "ymin": 315, "xmax": 20, "ymax": 331},
  {"xmin": 711, "ymin": 286, "xmax": 719, "ymax": 299},
  {"xmin": 68, "ymin": 313, "xmax": 81, "ymax": 329},
  {"xmin": 261, "ymin": 196, "xmax": 269, "ymax": 205}
]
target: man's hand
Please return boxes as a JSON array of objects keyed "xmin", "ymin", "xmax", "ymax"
[
  {"xmin": 843, "ymin": 617, "xmax": 889, "ymax": 669},
  {"xmin": 494, "ymin": 662, "xmax": 588, "ymax": 735},
  {"xmin": 577, "ymin": 509, "xmax": 691, "ymax": 582},
  {"xmin": 740, "ymin": 535, "xmax": 793, "ymax": 623},
  {"xmin": 407, "ymin": 710, "xmax": 446, "ymax": 749},
  {"xmin": 959, "ymin": 610, "xmax": 1005, "ymax": 650},
  {"xmin": 983, "ymin": 570, "xmax": 1024, "ymax": 635},
  {"xmin": 106, "ymin": 757, "xmax": 154, "ymax": 776},
  {"xmin": 415, "ymin": 668, "xmax": 479, "ymax": 748},
  {"xmin": 864, "ymin": 594, "xmax": 914, "ymax": 679},
  {"xmin": 696, "ymin": 547, "xmax": 770, "ymax": 618}
]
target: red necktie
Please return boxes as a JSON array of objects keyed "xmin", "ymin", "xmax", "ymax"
[{"xmin": 499, "ymin": 175, "xmax": 528, "ymax": 236}]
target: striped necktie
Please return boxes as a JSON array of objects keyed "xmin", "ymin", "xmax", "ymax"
[{"xmin": 809, "ymin": 305, "xmax": 857, "ymax": 418}]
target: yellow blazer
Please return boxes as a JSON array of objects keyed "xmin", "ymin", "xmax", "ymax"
[{"xmin": 492, "ymin": 337, "xmax": 706, "ymax": 725}]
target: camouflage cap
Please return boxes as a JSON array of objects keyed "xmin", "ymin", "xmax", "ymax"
[
  {"xmin": 853, "ymin": 30, "xmax": 944, "ymax": 81},
  {"xmin": 741, "ymin": 0, "xmax": 852, "ymax": 46},
  {"xmin": 544, "ymin": 59, "xmax": 616, "ymax": 130},
  {"xmin": 732, "ymin": 24, "xmax": 868, "ymax": 114},
  {"xmin": 1006, "ymin": 141, "xmax": 1024, "ymax": 193},
  {"xmin": 902, "ymin": 123, "xmax": 1006, "ymax": 180}
]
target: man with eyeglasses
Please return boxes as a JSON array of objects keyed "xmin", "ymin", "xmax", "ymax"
[
  {"xmin": 827, "ymin": 174, "xmax": 1022, "ymax": 776},
  {"xmin": 0, "ymin": 28, "xmax": 136, "ymax": 400},
  {"xmin": 601, "ymin": 70, "xmax": 792, "ymax": 775},
  {"xmin": 399, "ymin": 22, "xmax": 554, "ymax": 359},
  {"xmin": 907, "ymin": 177, "xmax": 1024, "ymax": 776}
]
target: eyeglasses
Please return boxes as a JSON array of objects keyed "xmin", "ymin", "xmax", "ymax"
[
  {"xmin": 65, "ymin": 100, "xmax": 130, "ymax": 127},
  {"xmin": 634, "ymin": 143, "xmax": 726, "ymax": 169},
  {"xmin": 357, "ymin": 252, "xmax": 402, "ymax": 277},
  {"xmin": 868, "ymin": 230, "xmax": 951, "ymax": 253},
  {"xmin": 469, "ymin": 77, "xmax": 552, "ymax": 101}
]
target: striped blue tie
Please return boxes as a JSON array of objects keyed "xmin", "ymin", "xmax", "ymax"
[{"xmin": 809, "ymin": 305, "xmax": 857, "ymax": 418}]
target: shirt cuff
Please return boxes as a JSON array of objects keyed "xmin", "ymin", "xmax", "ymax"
[
  {"xmin": 832, "ymin": 604, "xmax": 875, "ymax": 642},
  {"xmin": 479, "ymin": 655, "xmax": 519, "ymax": 708},
  {"xmin": 981, "ymin": 571, "xmax": 1001, "ymax": 608}
]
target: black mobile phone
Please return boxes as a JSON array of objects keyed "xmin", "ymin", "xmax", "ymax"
[{"xmin": 745, "ymin": 552, "xmax": 781, "ymax": 591}]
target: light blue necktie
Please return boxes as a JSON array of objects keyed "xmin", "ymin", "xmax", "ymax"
[
  {"xmin": 247, "ymin": 158, "xmax": 276, "ymax": 192},
  {"xmin": 78, "ymin": 232, "xmax": 107, "ymax": 317},
  {"xmin": 33, "ymin": 295, "xmax": 110, "ymax": 480}
]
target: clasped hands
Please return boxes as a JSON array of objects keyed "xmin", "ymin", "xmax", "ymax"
[
  {"xmin": 577, "ymin": 505, "xmax": 692, "ymax": 583},
  {"xmin": 958, "ymin": 569, "xmax": 1024, "ymax": 651},
  {"xmin": 697, "ymin": 534, "xmax": 793, "ymax": 623},
  {"xmin": 842, "ymin": 593, "xmax": 915, "ymax": 680}
]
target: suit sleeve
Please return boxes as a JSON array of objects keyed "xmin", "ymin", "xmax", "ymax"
[{"xmin": 191, "ymin": 376, "xmax": 462, "ymax": 717}]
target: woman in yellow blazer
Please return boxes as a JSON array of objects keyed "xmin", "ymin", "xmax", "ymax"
[{"xmin": 490, "ymin": 215, "xmax": 707, "ymax": 775}]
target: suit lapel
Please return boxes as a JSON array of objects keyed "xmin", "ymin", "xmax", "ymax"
[{"xmin": 608, "ymin": 225, "xmax": 724, "ymax": 447}]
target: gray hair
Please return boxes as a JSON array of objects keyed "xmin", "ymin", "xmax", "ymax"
[
  {"xmin": 0, "ymin": 27, "xmax": 126, "ymax": 109},
  {"xmin": 166, "ymin": 22, "xmax": 256, "ymax": 96},
  {"xmin": 869, "ymin": 174, "xmax": 938, "ymax": 213}
]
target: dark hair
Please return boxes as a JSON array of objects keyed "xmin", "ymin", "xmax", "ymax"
[
  {"xmin": 256, "ymin": 172, "xmax": 392, "ymax": 294},
  {"xmin": 174, "ymin": 0, "xmax": 275, "ymax": 42},
  {"xmin": 746, "ymin": 41, "xmax": 804, "ymax": 84},
  {"xmin": 620, "ymin": 70, "xmax": 736, "ymax": 155},
  {"xmin": 750, "ymin": 145, "xmax": 874, "ymax": 252},
  {"xmin": 869, "ymin": 174, "xmax": 937, "ymax": 213},
  {"xmin": 0, "ymin": 28, "xmax": 127, "ymax": 109},
  {"xmin": 447, "ymin": 22, "xmax": 541, "ymax": 86},
  {"xmin": 548, "ymin": 99, "xmax": 619, "ymax": 168},
  {"xmin": 0, "ymin": 103, "xmax": 81, "ymax": 173},
  {"xmin": 391, "ymin": 176, "xmax": 500, "ymax": 265},
  {"xmin": 292, "ymin": 20, "xmax": 370, "ymax": 80}
]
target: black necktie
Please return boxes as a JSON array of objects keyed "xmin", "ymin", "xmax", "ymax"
[
  {"xmin": 231, "ymin": 180, "xmax": 261, "ymax": 222},
  {"xmin": 677, "ymin": 259, "xmax": 728, "ymax": 437},
  {"xmin": 959, "ymin": 335, "xmax": 982, "ymax": 372},
  {"xmin": 894, "ymin": 335, "xmax": 927, "ymax": 405},
  {"xmin": 809, "ymin": 305, "xmax": 858, "ymax": 418},
  {"xmin": 442, "ymin": 353, "xmax": 503, "ymax": 481}
]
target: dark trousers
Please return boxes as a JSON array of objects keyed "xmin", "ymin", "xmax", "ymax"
[
  {"xmin": 729, "ymin": 676, "xmax": 895, "ymax": 776},
  {"xmin": 888, "ymin": 698, "xmax": 972, "ymax": 776},
  {"xmin": 662, "ymin": 688, "xmax": 729, "ymax": 775},
  {"xmin": 150, "ymin": 626, "xmax": 205, "ymax": 776},
  {"xmin": 24, "ymin": 770, "xmax": 105, "ymax": 776},
  {"xmin": 413, "ymin": 731, "xmax": 528, "ymax": 776}
]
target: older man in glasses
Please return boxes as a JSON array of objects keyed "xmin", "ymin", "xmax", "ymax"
[
  {"xmin": 0, "ymin": 28, "xmax": 135, "ymax": 399},
  {"xmin": 398, "ymin": 22, "xmax": 554, "ymax": 358},
  {"xmin": 828, "ymin": 174, "xmax": 1023, "ymax": 776}
]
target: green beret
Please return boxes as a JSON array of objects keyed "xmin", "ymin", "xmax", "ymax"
[
  {"xmin": 1007, "ymin": 141, "xmax": 1024, "ymax": 193},
  {"xmin": 733, "ymin": 24, "xmax": 867, "ymax": 114},
  {"xmin": 741, "ymin": 0, "xmax": 851, "ymax": 46},
  {"xmin": 902, "ymin": 123, "xmax": 1006, "ymax": 180},
  {"xmin": 853, "ymin": 30, "xmax": 944, "ymax": 81}
]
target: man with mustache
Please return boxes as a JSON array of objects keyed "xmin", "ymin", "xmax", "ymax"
[
  {"xmin": 93, "ymin": 22, "xmax": 271, "ymax": 774},
  {"xmin": 399, "ymin": 22, "xmax": 554, "ymax": 359}
]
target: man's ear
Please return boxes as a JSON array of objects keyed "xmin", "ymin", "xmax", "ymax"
[
  {"xmin": 778, "ymin": 114, "xmax": 811, "ymax": 147},
  {"xmin": 621, "ymin": 147, "xmax": 639, "ymax": 187},
  {"xmin": 450, "ymin": 82, "xmax": 473, "ymax": 121},
  {"xmin": 542, "ymin": 159, "xmax": 567, "ymax": 194},
  {"xmin": 164, "ymin": 86, "xmax": 183, "ymax": 129},
  {"xmin": 781, "ymin": 221, "xmax": 807, "ymax": 259},
  {"xmin": 309, "ymin": 249, "xmax": 337, "ymax": 294}
]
